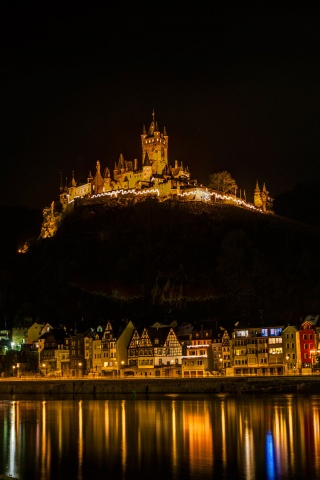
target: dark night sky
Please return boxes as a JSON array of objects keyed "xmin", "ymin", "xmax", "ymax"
[{"xmin": 2, "ymin": 4, "xmax": 320, "ymax": 209}]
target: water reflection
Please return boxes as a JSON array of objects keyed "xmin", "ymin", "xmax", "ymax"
[{"xmin": 0, "ymin": 394, "xmax": 319, "ymax": 480}]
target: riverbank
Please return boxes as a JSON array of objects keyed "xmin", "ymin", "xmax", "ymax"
[{"xmin": 1, "ymin": 376, "xmax": 320, "ymax": 396}]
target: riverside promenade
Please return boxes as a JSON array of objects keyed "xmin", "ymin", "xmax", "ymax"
[{"xmin": 1, "ymin": 376, "xmax": 320, "ymax": 396}]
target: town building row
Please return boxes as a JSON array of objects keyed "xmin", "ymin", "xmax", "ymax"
[{"xmin": 1, "ymin": 315, "xmax": 319, "ymax": 378}]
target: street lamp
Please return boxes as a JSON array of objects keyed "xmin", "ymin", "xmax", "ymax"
[
  {"xmin": 219, "ymin": 355, "xmax": 223, "ymax": 374},
  {"xmin": 286, "ymin": 355, "xmax": 289, "ymax": 374},
  {"xmin": 78, "ymin": 362, "xmax": 82, "ymax": 376},
  {"xmin": 12, "ymin": 365, "xmax": 16, "ymax": 377},
  {"xmin": 42, "ymin": 363, "xmax": 46, "ymax": 376}
]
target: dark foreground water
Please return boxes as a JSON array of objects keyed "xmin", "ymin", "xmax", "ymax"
[{"xmin": 0, "ymin": 393, "xmax": 319, "ymax": 480}]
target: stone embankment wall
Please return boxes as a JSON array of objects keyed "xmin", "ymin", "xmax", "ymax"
[{"xmin": 1, "ymin": 376, "xmax": 320, "ymax": 396}]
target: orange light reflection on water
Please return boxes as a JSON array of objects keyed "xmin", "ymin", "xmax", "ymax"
[{"xmin": 1, "ymin": 394, "xmax": 320, "ymax": 479}]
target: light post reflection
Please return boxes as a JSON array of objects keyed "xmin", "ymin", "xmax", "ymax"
[{"xmin": 286, "ymin": 355, "xmax": 290, "ymax": 374}]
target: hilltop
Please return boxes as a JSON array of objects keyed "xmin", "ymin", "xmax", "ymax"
[{"xmin": 0, "ymin": 198, "xmax": 319, "ymax": 332}]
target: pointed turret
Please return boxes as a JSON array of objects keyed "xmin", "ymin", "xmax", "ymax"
[
  {"xmin": 91, "ymin": 160, "xmax": 104, "ymax": 194},
  {"xmin": 261, "ymin": 182, "xmax": 269, "ymax": 213},
  {"xmin": 59, "ymin": 172, "xmax": 63, "ymax": 193},
  {"xmin": 143, "ymin": 152, "xmax": 151, "ymax": 166},
  {"xmin": 71, "ymin": 170, "xmax": 76, "ymax": 187},
  {"xmin": 142, "ymin": 151, "xmax": 152, "ymax": 182},
  {"xmin": 148, "ymin": 109, "xmax": 156, "ymax": 136},
  {"xmin": 118, "ymin": 153, "xmax": 125, "ymax": 172},
  {"xmin": 254, "ymin": 180, "xmax": 263, "ymax": 208}
]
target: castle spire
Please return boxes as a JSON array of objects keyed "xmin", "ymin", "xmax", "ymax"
[
  {"xmin": 143, "ymin": 152, "xmax": 151, "ymax": 166},
  {"xmin": 87, "ymin": 170, "xmax": 93, "ymax": 183},
  {"xmin": 71, "ymin": 170, "xmax": 76, "ymax": 187},
  {"xmin": 148, "ymin": 110, "xmax": 156, "ymax": 136},
  {"xmin": 60, "ymin": 172, "xmax": 63, "ymax": 192}
]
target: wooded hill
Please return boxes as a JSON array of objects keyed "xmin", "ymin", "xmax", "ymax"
[{"xmin": 1, "ymin": 198, "xmax": 320, "ymax": 332}]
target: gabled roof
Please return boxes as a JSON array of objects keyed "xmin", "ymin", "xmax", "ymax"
[{"xmin": 303, "ymin": 315, "xmax": 319, "ymax": 326}]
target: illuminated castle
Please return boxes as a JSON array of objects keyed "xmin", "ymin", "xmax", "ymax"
[
  {"xmin": 39, "ymin": 112, "xmax": 272, "ymax": 239},
  {"xmin": 59, "ymin": 110, "xmax": 195, "ymax": 210},
  {"xmin": 254, "ymin": 180, "xmax": 273, "ymax": 213}
]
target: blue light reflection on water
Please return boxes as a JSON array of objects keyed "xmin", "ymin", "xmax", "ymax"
[
  {"xmin": 0, "ymin": 393, "xmax": 319, "ymax": 480},
  {"xmin": 266, "ymin": 430, "xmax": 275, "ymax": 480}
]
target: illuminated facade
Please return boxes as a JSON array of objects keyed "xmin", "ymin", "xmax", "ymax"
[
  {"xmin": 221, "ymin": 329, "xmax": 231, "ymax": 371},
  {"xmin": 229, "ymin": 326, "xmax": 285, "ymax": 376},
  {"xmin": 299, "ymin": 315, "xmax": 319, "ymax": 368},
  {"xmin": 181, "ymin": 328, "xmax": 215, "ymax": 378},
  {"xmin": 282, "ymin": 324, "xmax": 301, "ymax": 373},
  {"xmin": 127, "ymin": 325, "xmax": 182, "ymax": 376},
  {"xmin": 5, "ymin": 315, "xmax": 320, "ymax": 376},
  {"xmin": 254, "ymin": 180, "xmax": 273, "ymax": 212}
]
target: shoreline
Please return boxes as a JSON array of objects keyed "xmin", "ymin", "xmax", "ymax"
[{"xmin": 1, "ymin": 376, "xmax": 320, "ymax": 396}]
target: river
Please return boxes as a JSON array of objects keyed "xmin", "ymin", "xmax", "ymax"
[{"xmin": 0, "ymin": 393, "xmax": 319, "ymax": 480}]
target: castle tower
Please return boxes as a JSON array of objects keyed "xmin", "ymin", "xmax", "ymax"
[
  {"xmin": 71, "ymin": 170, "xmax": 77, "ymax": 187},
  {"xmin": 67, "ymin": 170, "xmax": 77, "ymax": 202},
  {"xmin": 118, "ymin": 153, "xmax": 125, "ymax": 174},
  {"xmin": 103, "ymin": 167, "xmax": 112, "ymax": 190},
  {"xmin": 142, "ymin": 152, "xmax": 152, "ymax": 182},
  {"xmin": 59, "ymin": 176, "xmax": 69, "ymax": 210},
  {"xmin": 261, "ymin": 182, "xmax": 269, "ymax": 213},
  {"xmin": 91, "ymin": 160, "xmax": 105, "ymax": 194},
  {"xmin": 141, "ymin": 110, "xmax": 168, "ymax": 176},
  {"xmin": 254, "ymin": 180, "xmax": 262, "ymax": 208}
]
